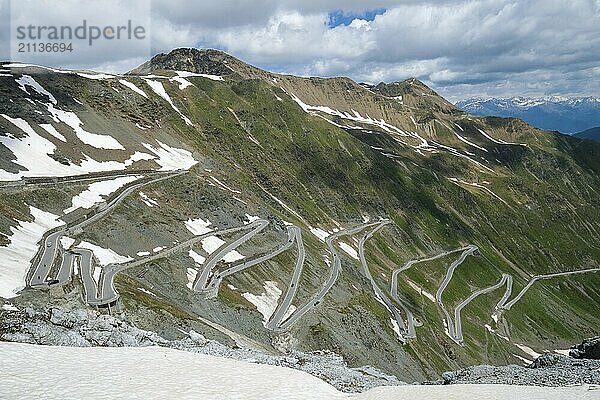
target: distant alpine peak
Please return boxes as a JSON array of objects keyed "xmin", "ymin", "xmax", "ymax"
[
  {"xmin": 457, "ymin": 95, "xmax": 600, "ymax": 110},
  {"xmin": 456, "ymin": 95, "xmax": 600, "ymax": 133}
]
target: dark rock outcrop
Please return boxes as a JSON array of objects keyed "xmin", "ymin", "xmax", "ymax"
[{"xmin": 570, "ymin": 336, "xmax": 600, "ymax": 359}]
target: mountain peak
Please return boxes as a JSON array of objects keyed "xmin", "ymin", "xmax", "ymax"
[{"xmin": 128, "ymin": 48, "xmax": 237, "ymax": 76}]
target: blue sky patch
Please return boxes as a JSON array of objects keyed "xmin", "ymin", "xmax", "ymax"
[{"xmin": 328, "ymin": 8, "xmax": 386, "ymax": 28}]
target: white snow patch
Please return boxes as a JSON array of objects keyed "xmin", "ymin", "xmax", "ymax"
[
  {"xmin": 127, "ymin": 151, "xmax": 156, "ymax": 165},
  {"xmin": 143, "ymin": 79, "xmax": 192, "ymax": 126},
  {"xmin": 477, "ymin": 128, "xmax": 526, "ymax": 146},
  {"xmin": 1, "ymin": 303, "xmax": 19, "ymax": 311},
  {"xmin": 244, "ymin": 214, "xmax": 261, "ymax": 224},
  {"xmin": 227, "ymin": 284, "xmax": 237, "ymax": 291},
  {"xmin": 139, "ymin": 192, "xmax": 158, "ymax": 207},
  {"xmin": 233, "ymin": 196, "xmax": 248, "ymax": 205},
  {"xmin": 77, "ymin": 241, "xmax": 132, "ymax": 267},
  {"xmin": 0, "ymin": 206, "xmax": 64, "ymax": 298},
  {"xmin": 201, "ymin": 236, "xmax": 226, "ymax": 254},
  {"xmin": 153, "ymin": 246, "xmax": 165, "ymax": 253},
  {"xmin": 38, "ymin": 123, "xmax": 66, "ymax": 142},
  {"xmin": 553, "ymin": 349, "xmax": 571, "ymax": 356},
  {"xmin": 64, "ymin": 176, "xmax": 139, "ymax": 214},
  {"xmin": 118, "ymin": 79, "xmax": 148, "ymax": 98},
  {"xmin": 188, "ymin": 250, "xmax": 206, "ymax": 265},
  {"xmin": 185, "ymin": 218, "xmax": 212, "ymax": 236},
  {"xmin": 137, "ymin": 287, "xmax": 157, "ymax": 297},
  {"xmin": 452, "ymin": 130, "xmax": 488, "ymax": 152},
  {"xmin": 282, "ymin": 304, "xmax": 297, "ymax": 321},
  {"xmin": 0, "ymin": 115, "xmax": 94, "ymax": 181},
  {"xmin": 258, "ymin": 185, "xmax": 304, "ymax": 220},
  {"xmin": 241, "ymin": 281, "xmax": 282, "ymax": 326},
  {"xmin": 46, "ymin": 103, "xmax": 125, "ymax": 150},
  {"xmin": 405, "ymin": 279, "xmax": 436, "ymax": 302},
  {"xmin": 390, "ymin": 318, "xmax": 402, "ymax": 339},
  {"xmin": 175, "ymin": 70, "xmax": 224, "ymax": 81},
  {"xmin": 76, "ymin": 72, "xmax": 115, "ymax": 80},
  {"xmin": 484, "ymin": 324, "xmax": 510, "ymax": 342},
  {"xmin": 170, "ymin": 76, "xmax": 193, "ymax": 90},
  {"xmin": 1, "ymin": 115, "xmax": 142, "ymax": 181},
  {"xmin": 248, "ymin": 134, "xmax": 261, "ymax": 145},
  {"xmin": 186, "ymin": 268, "xmax": 198, "ymax": 289},
  {"xmin": 4, "ymin": 341, "xmax": 592, "ymax": 398},
  {"xmin": 209, "ymin": 176, "xmax": 241, "ymax": 194},
  {"xmin": 142, "ymin": 140, "xmax": 197, "ymax": 171},
  {"xmin": 513, "ymin": 353, "xmax": 533, "ymax": 365},
  {"xmin": 2, "ymin": 342, "xmax": 591, "ymax": 399},
  {"xmin": 309, "ymin": 226, "xmax": 330, "ymax": 242},
  {"xmin": 515, "ymin": 343, "xmax": 541, "ymax": 359},
  {"xmin": 223, "ymin": 250, "xmax": 245, "ymax": 263},
  {"xmin": 60, "ymin": 237, "xmax": 75, "ymax": 250},
  {"xmin": 338, "ymin": 242, "xmax": 359, "ymax": 260},
  {"xmin": 448, "ymin": 178, "xmax": 509, "ymax": 206},
  {"xmin": 137, "ymin": 251, "xmax": 150, "ymax": 257},
  {"xmin": 0, "ymin": 343, "xmax": 351, "ymax": 400},
  {"xmin": 15, "ymin": 75, "xmax": 56, "ymax": 103}
]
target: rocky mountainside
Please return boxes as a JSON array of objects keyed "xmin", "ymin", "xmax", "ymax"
[
  {"xmin": 1, "ymin": 48, "xmax": 600, "ymax": 383},
  {"xmin": 456, "ymin": 96, "xmax": 600, "ymax": 133}
]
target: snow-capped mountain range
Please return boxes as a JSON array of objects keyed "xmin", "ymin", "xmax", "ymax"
[{"xmin": 456, "ymin": 96, "xmax": 600, "ymax": 134}]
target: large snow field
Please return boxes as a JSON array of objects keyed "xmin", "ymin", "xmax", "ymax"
[{"xmin": 0, "ymin": 342, "xmax": 594, "ymax": 400}]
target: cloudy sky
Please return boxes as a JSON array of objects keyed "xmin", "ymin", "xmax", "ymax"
[{"xmin": 2, "ymin": 0, "xmax": 599, "ymax": 100}]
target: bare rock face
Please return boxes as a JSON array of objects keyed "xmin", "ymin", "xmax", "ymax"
[
  {"xmin": 570, "ymin": 337, "xmax": 600, "ymax": 360},
  {"xmin": 1, "ymin": 307, "xmax": 167, "ymax": 347},
  {"xmin": 528, "ymin": 353, "xmax": 561, "ymax": 368},
  {"xmin": 434, "ymin": 353, "xmax": 600, "ymax": 386},
  {"xmin": 128, "ymin": 48, "xmax": 233, "ymax": 76}
]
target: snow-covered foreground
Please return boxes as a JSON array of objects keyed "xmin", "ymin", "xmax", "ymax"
[{"xmin": 0, "ymin": 343, "xmax": 594, "ymax": 400}]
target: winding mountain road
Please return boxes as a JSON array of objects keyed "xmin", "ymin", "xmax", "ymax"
[
  {"xmin": 27, "ymin": 171, "xmax": 186, "ymax": 289},
  {"xmin": 276, "ymin": 220, "xmax": 384, "ymax": 331},
  {"xmin": 193, "ymin": 220, "xmax": 268, "ymax": 292},
  {"xmin": 26, "ymin": 174, "xmax": 600, "ymax": 343},
  {"xmin": 436, "ymin": 245, "xmax": 479, "ymax": 343},
  {"xmin": 496, "ymin": 267, "xmax": 600, "ymax": 313},
  {"xmin": 266, "ymin": 227, "xmax": 306, "ymax": 330},
  {"xmin": 95, "ymin": 223, "xmax": 259, "ymax": 305},
  {"xmin": 205, "ymin": 225, "xmax": 300, "ymax": 298},
  {"xmin": 452, "ymin": 273, "xmax": 511, "ymax": 344},
  {"xmin": 356, "ymin": 220, "xmax": 408, "ymax": 341},
  {"xmin": 389, "ymin": 246, "xmax": 470, "ymax": 340}
]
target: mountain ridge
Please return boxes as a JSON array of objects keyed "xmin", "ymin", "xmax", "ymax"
[{"xmin": 574, "ymin": 126, "xmax": 600, "ymax": 142}]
